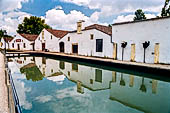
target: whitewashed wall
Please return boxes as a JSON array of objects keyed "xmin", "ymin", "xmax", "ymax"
[
  {"xmin": 112, "ymin": 17, "xmax": 170, "ymax": 64},
  {"xmin": 59, "ymin": 29, "xmax": 113, "ymax": 58},
  {"xmin": 61, "ymin": 62, "xmax": 113, "ymax": 91},
  {"xmin": 35, "ymin": 29, "xmax": 59, "ymax": 52},
  {"xmin": 9, "ymin": 34, "xmax": 34, "ymax": 51}
]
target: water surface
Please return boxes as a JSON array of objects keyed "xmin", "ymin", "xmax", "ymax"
[{"xmin": 8, "ymin": 56, "xmax": 170, "ymax": 113}]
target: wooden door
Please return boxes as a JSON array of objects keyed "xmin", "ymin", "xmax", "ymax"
[
  {"xmin": 42, "ymin": 43, "xmax": 45, "ymax": 51},
  {"xmin": 131, "ymin": 44, "xmax": 135, "ymax": 62},
  {"xmin": 113, "ymin": 43, "xmax": 117, "ymax": 60},
  {"xmin": 72, "ymin": 44, "xmax": 78, "ymax": 54},
  {"xmin": 17, "ymin": 44, "xmax": 20, "ymax": 50},
  {"xmin": 154, "ymin": 43, "xmax": 159, "ymax": 63},
  {"xmin": 32, "ymin": 43, "xmax": 35, "ymax": 51},
  {"xmin": 59, "ymin": 42, "xmax": 65, "ymax": 53}
]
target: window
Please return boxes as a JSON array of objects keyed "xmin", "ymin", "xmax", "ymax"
[
  {"xmin": 51, "ymin": 35, "xmax": 52, "ymax": 39},
  {"xmin": 59, "ymin": 61, "xmax": 65, "ymax": 70},
  {"xmin": 23, "ymin": 43, "xmax": 26, "ymax": 48},
  {"xmin": 96, "ymin": 39, "xmax": 103, "ymax": 52},
  {"xmin": 24, "ymin": 57, "xmax": 26, "ymax": 61},
  {"xmin": 95, "ymin": 69, "xmax": 102, "ymax": 83},
  {"xmin": 42, "ymin": 31, "xmax": 44, "ymax": 40},
  {"xmin": 68, "ymin": 71, "xmax": 70, "ymax": 76},
  {"xmin": 72, "ymin": 63, "xmax": 78, "ymax": 72},
  {"xmin": 12, "ymin": 43, "xmax": 14, "ymax": 48},
  {"xmin": 42, "ymin": 57, "xmax": 46, "ymax": 64},
  {"xmin": 68, "ymin": 37, "xmax": 70, "ymax": 41},
  {"xmin": 90, "ymin": 34, "xmax": 94, "ymax": 40},
  {"xmin": 51, "ymin": 69, "xmax": 53, "ymax": 73}
]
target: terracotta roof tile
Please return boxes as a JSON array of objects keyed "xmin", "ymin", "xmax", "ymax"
[
  {"xmin": 46, "ymin": 29, "xmax": 68, "ymax": 38},
  {"xmin": 84, "ymin": 24, "xmax": 112, "ymax": 36},
  {"xmin": 19, "ymin": 34, "xmax": 38, "ymax": 41},
  {"xmin": 3, "ymin": 37, "xmax": 14, "ymax": 42}
]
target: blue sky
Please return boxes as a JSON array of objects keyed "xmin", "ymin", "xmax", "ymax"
[{"xmin": 0, "ymin": 0, "xmax": 165, "ymax": 35}]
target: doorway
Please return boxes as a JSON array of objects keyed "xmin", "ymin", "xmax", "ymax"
[
  {"xmin": 113, "ymin": 43, "xmax": 117, "ymax": 60},
  {"xmin": 72, "ymin": 44, "xmax": 78, "ymax": 54},
  {"xmin": 59, "ymin": 42, "xmax": 65, "ymax": 53},
  {"xmin": 131, "ymin": 44, "xmax": 135, "ymax": 62},
  {"xmin": 154, "ymin": 43, "xmax": 159, "ymax": 63},
  {"xmin": 32, "ymin": 43, "xmax": 35, "ymax": 51},
  {"xmin": 17, "ymin": 44, "xmax": 20, "ymax": 50},
  {"xmin": 42, "ymin": 43, "xmax": 45, "ymax": 51}
]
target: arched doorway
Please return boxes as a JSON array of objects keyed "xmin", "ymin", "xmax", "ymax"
[{"xmin": 59, "ymin": 42, "xmax": 65, "ymax": 53}]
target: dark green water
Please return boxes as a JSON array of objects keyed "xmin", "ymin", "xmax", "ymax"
[{"xmin": 7, "ymin": 56, "xmax": 170, "ymax": 113}]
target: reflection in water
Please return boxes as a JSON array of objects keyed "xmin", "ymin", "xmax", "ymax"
[
  {"xmin": 120, "ymin": 73, "xmax": 125, "ymax": 86},
  {"xmin": 20, "ymin": 63, "xmax": 43, "ymax": 82},
  {"xmin": 129, "ymin": 75, "xmax": 134, "ymax": 87},
  {"xmin": 8, "ymin": 56, "xmax": 170, "ymax": 113},
  {"xmin": 139, "ymin": 77, "xmax": 146, "ymax": 92}
]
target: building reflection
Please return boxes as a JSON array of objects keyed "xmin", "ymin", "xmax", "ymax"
[{"xmin": 11, "ymin": 56, "xmax": 170, "ymax": 113}]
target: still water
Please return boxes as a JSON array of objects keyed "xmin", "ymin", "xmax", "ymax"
[{"xmin": 7, "ymin": 56, "xmax": 170, "ymax": 113}]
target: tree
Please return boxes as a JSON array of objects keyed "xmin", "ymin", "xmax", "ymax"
[
  {"xmin": 0, "ymin": 29, "xmax": 7, "ymax": 38},
  {"xmin": 161, "ymin": 0, "xmax": 170, "ymax": 17},
  {"xmin": 17, "ymin": 16, "xmax": 51, "ymax": 35},
  {"xmin": 134, "ymin": 9, "xmax": 146, "ymax": 21}
]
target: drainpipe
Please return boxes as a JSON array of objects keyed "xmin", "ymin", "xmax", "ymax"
[
  {"xmin": 121, "ymin": 42, "xmax": 127, "ymax": 61},
  {"xmin": 142, "ymin": 41, "xmax": 150, "ymax": 63}
]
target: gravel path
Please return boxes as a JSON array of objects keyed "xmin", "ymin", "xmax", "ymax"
[{"xmin": 0, "ymin": 52, "xmax": 9, "ymax": 113}]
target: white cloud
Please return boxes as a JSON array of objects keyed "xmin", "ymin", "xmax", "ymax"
[
  {"xmin": 35, "ymin": 95, "xmax": 52, "ymax": 103},
  {"xmin": 0, "ymin": 11, "xmax": 30, "ymax": 35},
  {"xmin": 60, "ymin": 0, "xmax": 164, "ymax": 18},
  {"xmin": 0, "ymin": 0, "xmax": 29, "ymax": 12},
  {"xmin": 55, "ymin": 5, "xmax": 63, "ymax": 10},
  {"xmin": 113, "ymin": 14, "xmax": 157, "ymax": 23},
  {"xmin": 47, "ymin": 75, "xmax": 66, "ymax": 84},
  {"xmin": 60, "ymin": 0, "xmax": 91, "ymax": 6},
  {"xmin": 44, "ymin": 7, "xmax": 103, "ymax": 30}
]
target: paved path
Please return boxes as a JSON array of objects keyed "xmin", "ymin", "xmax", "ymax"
[{"xmin": 0, "ymin": 52, "xmax": 8, "ymax": 113}]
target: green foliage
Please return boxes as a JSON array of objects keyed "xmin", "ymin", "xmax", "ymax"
[
  {"xmin": 17, "ymin": 16, "xmax": 51, "ymax": 35},
  {"xmin": 0, "ymin": 29, "xmax": 7, "ymax": 38},
  {"xmin": 161, "ymin": 0, "xmax": 170, "ymax": 17},
  {"xmin": 108, "ymin": 24, "xmax": 112, "ymax": 27},
  {"xmin": 20, "ymin": 63, "xmax": 44, "ymax": 82},
  {"xmin": 134, "ymin": 9, "xmax": 146, "ymax": 21}
]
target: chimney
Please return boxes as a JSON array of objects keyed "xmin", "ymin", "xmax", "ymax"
[{"xmin": 77, "ymin": 20, "xmax": 85, "ymax": 34}]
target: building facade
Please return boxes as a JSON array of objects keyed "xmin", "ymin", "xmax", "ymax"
[
  {"xmin": 112, "ymin": 17, "xmax": 170, "ymax": 64},
  {"xmin": 35, "ymin": 28, "xmax": 68, "ymax": 52},
  {"xmin": 59, "ymin": 23, "xmax": 113, "ymax": 58},
  {"xmin": 10, "ymin": 33, "xmax": 38, "ymax": 51},
  {"xmin": 0, "ymin": 37, "xmax": 14, "ymax": 49}
]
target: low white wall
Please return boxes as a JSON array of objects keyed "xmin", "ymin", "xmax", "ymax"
[{"xmin": 112, "ymin": 17, "xmax": 170, "ymax": 64}]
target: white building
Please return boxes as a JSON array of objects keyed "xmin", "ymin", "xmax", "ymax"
[
  {"xmin": 0, "ymin": 37, "xmax": 14, "ymax": 49},
  {"xmin": 59, "ymin": 23, "xmax": 113, "ymax": 58},
  {"xmin": 112, "ymin": 17, "xmax": 170, "ymax": 64},
  {"xmin": 35, "ymin": 28, "xmax": 68, "ymax": 52},
  {"xmin": 9, "ymin": 33, "xmax": 38, "ymax": 51}
]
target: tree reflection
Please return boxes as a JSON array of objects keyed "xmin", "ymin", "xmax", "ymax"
[
  {"xmin": 20, "ymin": 63, "xmax": 44, "ymax": 82},
  {"xmin": 140, "ymin": 77, "xmax": 147, "ymax": 92}
]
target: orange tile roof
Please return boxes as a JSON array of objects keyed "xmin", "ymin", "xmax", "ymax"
[
  {"xmin": 69, "ymin": 24, "xmax": 112, "ymax": 36},
  {"xmin": 3, "ymin": 37, "xmax": 14, "ymax": 42},
  {"xmin": 19, "ymin": 34, "xmax": 38, "ymax": 41},
  {"xmin": 46, "ymin": 29, "xmax": 68, "ymax": 38},
  {"xmin": 84, "ymin": 24, "xmax": 112, "ymax": 36}
]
